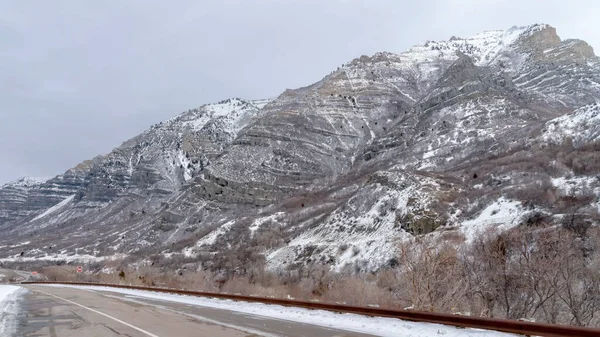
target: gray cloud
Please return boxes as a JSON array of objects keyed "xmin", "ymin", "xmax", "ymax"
[{"xmin": 1, "ymin": 0, "xmax": 598, "ymax": 184}]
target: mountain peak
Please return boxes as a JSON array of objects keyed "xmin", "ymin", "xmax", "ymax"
[
  {"xmin": 402, "ymin": 23, "xmax": 554, "ymax": 67},
  {"xmin": 512, "ymin": 23, "xmax": 560, "ymax": 48}
]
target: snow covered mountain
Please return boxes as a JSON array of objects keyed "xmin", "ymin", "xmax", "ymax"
[
  {"xmin": 1, "ymin": 24, "xmax": 599, "ymax": 272},
  {"xmin": 0, "ymin": 177, "xmax": 51, "ymax": 224}
]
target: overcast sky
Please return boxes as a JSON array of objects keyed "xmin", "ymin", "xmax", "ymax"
[{"xmin": 0, "ymin": 0, "xmax": 598, "ymax": 184}]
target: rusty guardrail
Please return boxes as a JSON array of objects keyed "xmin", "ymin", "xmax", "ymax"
[{"xmin": 21, "ymin": 281, "xmax": 600, "ymax": 337}]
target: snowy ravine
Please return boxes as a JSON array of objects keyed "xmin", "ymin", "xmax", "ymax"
[
  {"xmin": 42, "ymin": 285, "xmax": 514, "ymax": 337},
  {"xmin": 0, "ymin": 285, "xmax": 25, "ymax": 336}
]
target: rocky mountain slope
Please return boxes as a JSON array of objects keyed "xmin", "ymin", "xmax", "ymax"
[
  {"xmin": 1, "ymin": 24, "xmax": 599, "ymax": 273},
  {"xmin": 0, "ymin": 177, "xmax": 51, "ymax": 224}
]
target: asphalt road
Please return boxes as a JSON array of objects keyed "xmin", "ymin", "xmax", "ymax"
[
  {"xmin": 16, "ymin": 285, "xmax": 376, "ymax": 337},
  {"xmin": 0, "ymin": 268, "xmax": 35, "ymax": 282}
]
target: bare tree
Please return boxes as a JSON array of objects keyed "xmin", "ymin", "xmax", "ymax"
[{"xmin": 397, "ymin": 237, "xmax": 467, "ymax": 312}]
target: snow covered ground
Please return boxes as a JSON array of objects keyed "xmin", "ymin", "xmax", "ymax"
[
  {"xmin": 543, "ymin": 103, "xmax": 600, "ymax": 145},
  {"xmin": 42, "ymin": 284, "xmax": 513, "ymax": 337},
  {"xmin": 0, "ymin": 285, "xmax": 24, "ymax": 336},
  {"xmin": 460, "ymin": 197, "xmax": 528, "ymax": 243}
]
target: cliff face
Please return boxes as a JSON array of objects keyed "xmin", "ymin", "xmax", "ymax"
[
  {"xmin": 0, "ymin": 177, "xmax": 50, "ymax": 225},
  {"xmin": 1, "ymin": 24, "xmax": 599, "ymax": 272}
]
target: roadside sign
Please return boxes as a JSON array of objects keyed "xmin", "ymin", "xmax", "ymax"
[
  {"xmin": 31, "ymin": 271, "xmax": 38, "ymax": 275},
  {"xmin": 77, "ymin": 266, "xmax": 83, "ymax": 273}
]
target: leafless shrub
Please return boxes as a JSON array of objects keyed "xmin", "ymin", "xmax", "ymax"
[
  {"xmin": 520, "ymin": 211, "xmax": 552, "ymax": 228},
  {"xmin": 462, "ymin": 225, "xmax": 600, "ymax": 326},
  {"xmin": 562, "ymin": 212, "xmax": 594, "ymax": 238},
  {"xmin": 397, "ymin": 237, "xmax": 467, "ymax": 312},
  {"xmin": 559, "ymin": 141, "xmax": 600, "ymax": 175},
  {"xmin": 510, "ymin": 179, "xmax": 557, "ymax": 208},
  {"xmin": 0, "ymin": 270, "xmax": 20, "ymax": 283},
  {"xmin": 325, "ymin": 276, "xmax": 394, "ymax": 307}
]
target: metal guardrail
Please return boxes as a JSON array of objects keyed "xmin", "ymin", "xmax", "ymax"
[{"xmin": 21, "ymin": 281, "xmax": 600, "ymax": 337}]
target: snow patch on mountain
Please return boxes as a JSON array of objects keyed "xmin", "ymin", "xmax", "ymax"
[
  {"xmin": 2, "ymin": 176, "xmax": 51, "ymax": 188},
  {"xmin": 552, "ymin": 176, "xmax": 598, "ymax": 197},
  {"xmin": 460, "ymin": 197, "xmax": 527, "ymax": 243},
  {"xmin": 543, "ymin": 103, "xmax": 600, "ymax": 145},
  {"xmin": 394, "ymin": 24, "xmax": 543, "ymax": 77},
  {"xmin": 199, "ymin": 220, "xmax": 235, "ymax": 246},
  {"xmin": 165, "ymin": 98, "xmax": 272, "ymax": 132},
  {"xmin": 249, "ymin": 213, "xmax": 285, "ymax": 236},
  {"xmin": 267, "ymin": 172, "xmax": 444, "ymax": 271},
  {"xmin": 183, "ymin": 220, "xmax": 236, "ymax": 257},
  {"xmin": 206, "ymin": 98, "xmax": 251, "ymax": 117},
  {"xmin": 31, "ymin": 194, "xmax": 75, "ymax": 221},
  {"xmin": 176, "ymin": 150, "xmax": 193, "ymax": 181}
]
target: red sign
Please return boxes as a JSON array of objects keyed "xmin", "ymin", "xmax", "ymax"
[
  {"xmin": 31, "ymin": 271, "xmax": 38, "ymax": 275},
  {"xmin": 76, "ymin": 266, "xmax": 83, "ymax": 273}
]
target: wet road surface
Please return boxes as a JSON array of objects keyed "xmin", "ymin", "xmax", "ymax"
[{"xmin": 17, "ymin": 285, "xmax": 375, "ymax": 337}]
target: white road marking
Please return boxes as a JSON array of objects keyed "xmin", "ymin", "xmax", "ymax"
[
  {"xmin": 102, "ymin": 294, "xmax": 282, "ymax": 337},
  {"xmin": 35, "ymin": 289, "xmax": 160, "ymax": 337}
]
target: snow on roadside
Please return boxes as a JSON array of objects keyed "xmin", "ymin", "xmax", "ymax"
[
  {"xmin": 43, "ymin": 284, "xmax": 513, "ymax": 337},
  {"xmin": 0, "ymin": 285, "xmax": 25, "ymax": 336}
]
